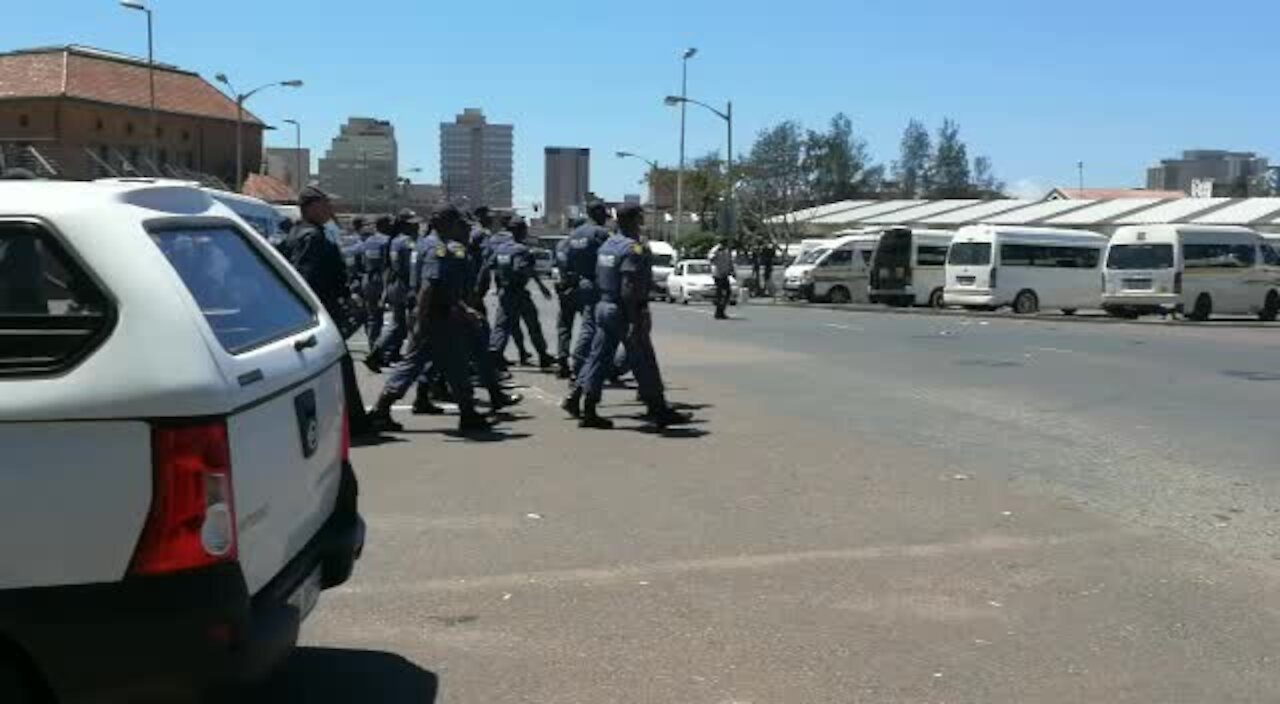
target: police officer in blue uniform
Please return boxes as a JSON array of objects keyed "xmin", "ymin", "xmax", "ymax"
[
  {"xmin": 367, "ymin": 206, "xmax": 518, "ymax": 434},
  {"xmin": 552, "ymin": 230, "xmax": 578, "ymax": 378},
  {"xmin": 488, "ymin": 217, "xmax": 554, "ymax": 369},
  {"xmin": 562, "ymin": 203, "xmax": 612, "ymax": 384},
  {"xmin": 565, "ymin": 204, "xmax": 692, "ymax": 429},
  {"xmin": 364, "ymin": 211, "xmax": 418, "ymax": 372},
  {"xmin": 357, "ymin": 215, "xmax": 393, "ymax": 347}
]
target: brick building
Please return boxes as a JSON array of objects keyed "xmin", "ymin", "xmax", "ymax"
[{"xmin": 0, "ymin": 45, "xmax": 262, "ymax": 188}]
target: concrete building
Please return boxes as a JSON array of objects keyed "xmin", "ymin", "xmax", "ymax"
[
  {"xmin": 402, "ymin": 182, "xmax": 445, "ymax": 213},
  {"xmin": 263, "ymin": 147, "xmax": 310, "ymax": 192},
  {"xmin": 318, "ymin": 117, "xmax": 398, "ymax": 213},
  {"xmin": 647, "ymin": 167, "xmax": 678, "ymax": 210},
  {"xmin": 544, "ymin": 146, "xmax": 589, "ymax": 227},
  {"xmin": 1147, "ymin": 150, "xmax": 1271, "ymax": 196},
  {"xmin": 0, "ymin": 45, "xmax": 262, "ymax": 188},
  {"xmin": 440, "ymin": 108, "xmax": 513, "ymax": 209}
]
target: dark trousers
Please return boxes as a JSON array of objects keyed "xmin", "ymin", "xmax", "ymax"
[
  {"xmin": 491, "ymin": 286, "xmax": 548, "ymax": 358},
  {"xmin": 372, "ymin": 300, "xmax": 408, "ymax": 362},
  {"xmin": 556, "ymin": 290, "xmax": 575, "ymax": 363},
  {"xmin": 340, "ymin": 351, "xmax": 369, "ymax": 432},
  {"xmin": 363, "ymin": 282, "xmax": 384, "ymax": 345},
  {"xmin": 579, "ymin": 302, "xmax": 664, "ymax": 404},
  {"xmin": 381, "ymin": 317, "xmax": 476, "ymax": 414},
  {"xmin": 713, "ymin": 276, "xmax": 732, "ymax": 317}
]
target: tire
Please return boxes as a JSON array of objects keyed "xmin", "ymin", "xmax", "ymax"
[
  {"xmin": 828, "ymin": 286, "xmax": 852, "ymax": 304},
  {"xmin": 1260, "ymin": 291, "xmax": 1279, "ymax": 322},
  {"xmin": 928, "ymin": 288, "xmax": 945, "ymax": 309},
  {"xmin": 679, "ymin": 289, "xmax": 689, "ymax": 305},
  {"xmin": 0, "ymin": 660, "xmax": 39, "ymax": 704},
  {"xmin": 1061, "ymin": 308, "xmax": 1077, "ymax": 316},
  {"xmin": 1013, "ymin": 290, "xmax": 1039, "ymax": 315},
  {"xmin": 1189, "ymin": 293, "xmax": 1212, "ymax": 322}
]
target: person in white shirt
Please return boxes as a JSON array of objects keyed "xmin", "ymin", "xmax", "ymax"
[{"xmin": 707, "ymin": 237, "xmax": 735, "ymax": 319}]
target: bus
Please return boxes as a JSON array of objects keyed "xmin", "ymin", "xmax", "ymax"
[
  {"xmin": 945, "ymin": 225, "xmax": 1107, "ymax": 314},
  {"xmin": 1103, "ymin": 225, "xmax": 1280, "ymax": 321},
  {"xmin": 868, "ymin": 227, "xmax": 955, "ymax": 307},
  {"xmin": 788, "ymin": 233, "xmax": 880, "ymax": 303}
]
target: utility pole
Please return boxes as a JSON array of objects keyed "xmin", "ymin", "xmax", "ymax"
[{"xmin": 675, "ymin": 48, "xmax": 697, "ymax": 243}]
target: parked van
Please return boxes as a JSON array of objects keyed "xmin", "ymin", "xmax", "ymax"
[
  {"xmin": 783, "ymin": 245, "xmax": 832, "ymax": 300},
  {"xmin": 648, "ymin": 240, "xmax": 678, "ymax": 300},
  {"xmin": 945, "ymin": 225, "xmax": 1107, "ymax": 314},
  {"xmin": 868, "ymin": 228, "xmax": 955, "ymax": 307},
  {"xmin": 1103, "ymin": 225, "xmax": 1280, "ymax": 320},
  {"xmin": 784, "ymin": 234, "xmax": 878, "ymax": 303}
]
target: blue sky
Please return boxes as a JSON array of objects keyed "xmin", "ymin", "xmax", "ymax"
[{"xmin": 9, "ymin": 0, "xmax": 1279, "ymax": 207}]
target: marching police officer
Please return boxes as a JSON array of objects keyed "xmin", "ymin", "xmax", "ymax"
[
  {"xmin": 358, "ymin": 215, "xmax": 394, "ymax": 346},
  {"xmin": 365, "ymin": 212, "xmax": 418, "ymax": 372},
  {"xmin": 561, "ymin": 203, "xmax": 611, "ymax": 383},
  {"xmin": 367, "ymin": 206, "xmax": 518, "ymax": 435},
  {"xmin": 564, "ymin": 204, "xmax": 692, "ymax": 429},
  {"xmin": 280, "ymin": 186, "xmax": 371, "ymax": 435},
  {"xmin": 489, "ymin": 217, "xmax": 555, "ymax": 369},
  {"xmin": 552, "ymin": 230, "xmax": 578, "ymax": 378}
]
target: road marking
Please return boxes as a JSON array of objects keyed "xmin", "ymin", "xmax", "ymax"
[
  {"xmin": 1031, "ymin": 346, "xmax": 1074, "ymax": 354},
  {"xmin": 521, "ymin": 384, "xmax": 561, "ymax": 407},
  {"xmin": 332, "ymin": 531, "xmax": 1104, "ymax": 596},
  {"xmin": 825, "ymin": 323, "xmax": 866, "ymax": 332}
]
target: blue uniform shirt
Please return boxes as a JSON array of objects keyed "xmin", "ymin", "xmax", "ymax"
[
  {"xmin": 360, "ymin": 232, "xmax": 392, "ymax": 284},
  {"xmin": 494, "ymin": 239, "xmax": 535, "ymax": 288},
  {"xmin": 417, "ymin": 234, "xmax": 470, "ymax": 315},
  {"xmin": 566, "ymin": 223, "xmax": 610, "ymax": 281},
  {"xmin": 596, "ymin": 234, "xmax": 651, "ymax": 302}
]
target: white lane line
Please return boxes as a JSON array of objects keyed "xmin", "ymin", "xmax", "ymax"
[
  {"xmin": 520, "ymin": 384, "xmax": 560, "ymax": 407},
  {"xmin": 1031, "ymin": 346, "xmax": 1074, "ymax": 354},
  {"xmin": 673, "ymin": 307, "xmax": 714, "ymax": 317},
  {"xmin": 391, "ymin": 403, "xmax": 459, "ymax": 412},
  {"xmin": 824, "ymin": 322, "xmax": 866, "ymax": 332}
]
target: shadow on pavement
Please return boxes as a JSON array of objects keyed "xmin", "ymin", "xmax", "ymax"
[
  {"xmin": 249, "ymin": 647, "xmax": 438, "ymax": 703},
  {"xmin": 351, "ymin": 434, "xmax": 408, "ymax": 448},
  {"xmin": 394, "ymin": 428, "xmax": 534, "ymax": 443}
]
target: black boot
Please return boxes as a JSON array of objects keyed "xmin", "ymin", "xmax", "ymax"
[
  {"xmin": 538, "ymin": 353, "xmax": 557, "ymax": 370},
  {"xmin": 362, "ymin": 353, "xmax": 383, "ymax": 374},
  {"xmin": 489, "ymin": 389, "xmax": 524, "ymax": 410},
  {"xmin": 560, "ymin": 388, "xmax": 582, "ymax": 418},
  {"xmin": 579, "ymin": 398, "xmax": 614, "ymax": 430},
  {"xmin": 411, "ymin": 397, "xmax": 446, "ymax": 415},
  {"xmin": 644, "ymin": 402, "xmax": 692, "ymax": 429},
  {"xmin": 556, "ymin": 358, "xmax": 571, "ymax": 379},
  {"xmin": 366, "ymin": 398, "xmax": 404, "ymax": 432},
  {"xmin": 458, "ymin": 410, "xmax": 497, "ymax": 434}
]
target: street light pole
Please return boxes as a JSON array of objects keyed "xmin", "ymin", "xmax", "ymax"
[
  {"xmin": 215, "ymin": 74, "xmax": 303, "ymax": 192},
  {"xmin": 120, "ymin": 1, "xmax": 156, "ymax": 170},
  {"xmin": 617, "ymin": 151, "xmax": 660, "ymax": 240},
  {"xmin": 282, "ymin": 118, "xmax": 302, "ymax": 192},
  {"xmin": 665, "ymin": 95, "xmax": 734, "ymax": 239},
  {"xmin": 1077, "ymin": 161, "xmax": 1085, "ymax": 196},
  {"xmin": 675, "ymin": 47, "xmax": 697, "ymax": 243}
]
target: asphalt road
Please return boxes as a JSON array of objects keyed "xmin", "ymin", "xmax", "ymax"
[{"xmin": 254, "ymin": 299, "xmax": 1280, "ymax": 703}]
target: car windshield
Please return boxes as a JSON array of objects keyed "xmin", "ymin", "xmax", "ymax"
[
  {"xmin": 797, "ymin": 248, "xmax": 829, "ymax": 264},
  {"xmin": 947, "ymin": 242, "xmax": 991, "ymax": 265},
  {"xmin": 684, "ymin": 263, "xmax": 712, "ymax": 275},
  {"xmin": 1107, "ymin": 244, "xmax": 1175, "ymax": 270},
  {"xmin": 652, "ymin": 254, "xmax": 675, "ymax": 267}
]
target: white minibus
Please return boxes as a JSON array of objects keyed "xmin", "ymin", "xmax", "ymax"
[
  {"xmin": 868, "ymin": 227, "xmax": 955, "ymax": 307},
  {"xmin": 1103, "ymin": 225, "xmax": 1280, "ymax": 321},
  {"xmin": 945, "ymin": 225, "xmax": 1107, "ymax": 314}
]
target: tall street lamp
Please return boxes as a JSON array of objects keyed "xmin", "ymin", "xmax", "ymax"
[
  {"xmin": 617, "ymin": 151, "xmax": 661, "ymax": 240},
  {"xmin": 281, "ymin": 118, "xmax": 303, "ymax": 192},
  {"xmin": 666, "ymin": 95, "xmax": 734, "ymax": 238},
  {"xmin": 675, "ymin": 47, "xmax": 697, "ymax": 243},
  {"xmin": 215, "ymin": 73, "xmax": 303, "ymax": 192},
  {"xmin": 119, "ymin": 1, "xmax": 157, "ymax": 171}
]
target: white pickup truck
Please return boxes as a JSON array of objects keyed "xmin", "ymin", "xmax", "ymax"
[{"xmin": 0, "ymin": 179, "xmax": 364, "ymax": 703}]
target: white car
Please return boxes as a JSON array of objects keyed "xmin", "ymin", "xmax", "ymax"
[
  {"xmin": 0, "ymin": 179, "xmax": 365, "ymax": 703},
  {"xmin": 665, "ymin": 259, "xmax": 742, "ymax": 305}
]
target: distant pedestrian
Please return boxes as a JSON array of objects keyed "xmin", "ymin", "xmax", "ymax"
[
  {"xmin": 280, "ymin": 186, "xmax": 370, "ymax": 436},
  {"xmin": 708, "ymin": 237, "xmax": 735, "ymax": 319},
  {"xmin": 489, "ymin": 216, "xmax": 555, "ymax": 369},
  {"xmin": 553, "ymin": 232, "xmax": 577, "ymax": 378},
  {"xmin": 565, "ymin": 203, "xmax": 692, "ymax": 429},
  {"xmin": 357, "ymin": 216, "xmax": 394, "ymax": 347}
]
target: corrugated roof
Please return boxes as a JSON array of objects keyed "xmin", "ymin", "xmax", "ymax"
[
  {"xmin": 811, "ymin": 200, "xmax": 925, "ymax": 225},
  {"xmin": 242, "ymin": 173, "xmax": 296, "ymax": 204},
  {"xmin": 1109, "ymin": 198, "xmax": 1232, "ymax": 225},
  {"xmin": 765, "ymin": 199, "xmax": 873, "ymax": 224},
  {"xmin": 860, "ymin": 199, "xmax": 981, "ymax": 224},
  {"xmin": 1043, "ymin": 198, "xmax": 1169, "ymax": 225},
  {"xmin": 983, "ymin": 199, "xmax": 1097, "ymax": 224},
  {"xmin": 1047, "ymin": 188, "xmax": 1185, "ymax": 200},
  {"xmin": 917, "ymin": 199, "xmax": 1034, "ymax": 225},
  {"xmin": 0, "ymin": 46, "xmax": 261, "ymax": 124},
  {"xmin": 1190, "ymin": 198, "xmax": 1280, "ymax": 225}
]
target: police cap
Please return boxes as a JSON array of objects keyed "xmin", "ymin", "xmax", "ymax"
[
  {"xmin": 375, "ymin": 215, "xmax": 394, "ymax": 230},
  {"xmin": 298, "ymin": 185, "xmax": 331, "ymax": 207},
  {"xmin": 437, "ymin": 205, "xmax": 465, "ymax": 225},
  {"xmin": 396, "ymin": 208, "xmax": 419, "ymax": 222},
  {"xmin": 616, "ymin": 203, "xmax": 645, "ymax": 221}
]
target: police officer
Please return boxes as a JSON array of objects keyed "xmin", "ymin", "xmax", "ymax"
[
  {"xmin": 564, "ymin": 204, "xmax": 692, "ymax": 429},
  {"xmin": 552, "ymin": 230, "xmax": 578, "ymax": 378},
  {"xmin": 280, "ymin": 186, "xmax": 371, "ymax": 435},
  {"xmin": 365, "ymin": 212, "xmax": 418, "ymax": 371},
  {"xmin": 367, "ymin": 206, "xmax": 518, "ymax": 434},
  {"xmin": 358, "ymin": 216, "xmax": 394, "ymax": 347},
  {"xmin": 561, "ymin": 203, "xmax": 611, "ymax": 383},
  {"xmin": 488, "ymin": 216, "xmax": 555, "ymax": 368}
]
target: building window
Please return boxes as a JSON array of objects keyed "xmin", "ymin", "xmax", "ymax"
[
  {"xmin": 95, "ymin": 117, "xmax": 104, "ymax": 131},
  {"xmin": 126, "ymin": 122, "xmax": 135, "ymax": 136},
  {"xmin": 19, "ymin": 114, "xmax": 30, "ymax": 128}
]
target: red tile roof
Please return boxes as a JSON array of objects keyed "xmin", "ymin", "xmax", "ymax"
[
  {"xmin": 0, "ymin": 46, "xmax": 261, "ymax": 125},
  {"xmin": 243, "ymin": 173, "xmax": 296, "ymax": 204},
  {"xmin": 1048, "ymin": 187, "xmax": 1185, "ymax": 200}
]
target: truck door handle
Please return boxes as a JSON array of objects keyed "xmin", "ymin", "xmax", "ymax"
[{"xmin": 293, "ymin": 334, "xmax": 318, "ymax": 352}]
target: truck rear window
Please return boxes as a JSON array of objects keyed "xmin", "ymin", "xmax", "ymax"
[
  {"xmin": 0, "ymin": 221, "xmax": 114, "ymax": 377},
  {"xmin": 150, "ymin": 225, "xmax": 316, "ymax": 354}
]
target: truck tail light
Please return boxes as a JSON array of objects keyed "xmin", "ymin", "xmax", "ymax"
[
  {"xmin": 129, "ymin": 420, "xmax": 237, "ymax": 576},
  {"xmin": 1174, "ymin": 272, "xmax": 1183, "ymax": 294}
]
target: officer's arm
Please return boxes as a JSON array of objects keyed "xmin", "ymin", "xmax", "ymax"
[
  {"xmin": 529, "ymin": 255, "xmax": 553, "ymax": 299},
  {"xmin": 414, "ymin": 281, "xmax": 435, "ymax": 331},
  {"xmin": 620, "ymin": 271, "xmax": 646, "ymax": 323}
]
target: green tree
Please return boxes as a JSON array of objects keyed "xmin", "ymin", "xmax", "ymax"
[
  {"xmin": 805, "ymin": 113, "xmax": 880, "ymax": 202},
  {"xmin": 893, "ymin": 119, "xmax": 932, "ymax": 198},
  {"xmin": 929, "ymin": 119, "xmax": 971, "ymax": 198},
  {"xmin": 971, "ymin": 155, "xmax": 1006, "ymax": 198},
  {"xmin": 738, "ymin": 120, "xmax": 810, "ymax": 251}
]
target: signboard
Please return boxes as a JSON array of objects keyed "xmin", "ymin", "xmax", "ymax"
[{"xmin": 1190, "ymin": 178, "xmax": 1215, "ymax": 198}]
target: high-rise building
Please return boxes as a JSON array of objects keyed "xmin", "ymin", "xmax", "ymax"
[
  {"xmin": 440, "ymin": 108, "xmax": 513, "ymax": 209},
  {"xmin": 1147, "ymin": 150, "xmax": 1270, "ymax": 196},
  {"xmin": 263, "ymin": 147, "xmax": 310, "ymax": 191},
  {"xmin": 318, "ymin": 117, "xmax": 398, "ymax": 212},
  {"xmin": 544, "ymin": 147, "xmax": 589, "ymax": 226}
]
